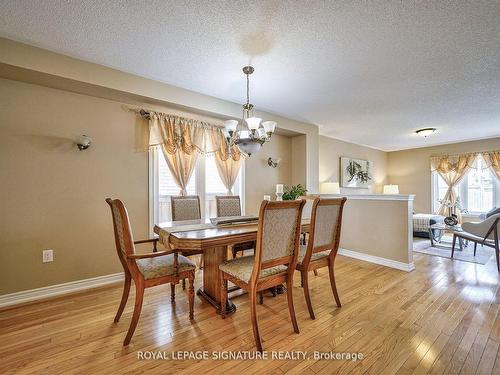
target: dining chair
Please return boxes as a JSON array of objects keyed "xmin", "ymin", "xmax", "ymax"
[
  {"xmin": 219, "ymin": 199, "xmax": 306, "ymax": 352},
  {"xmin": 171, "ymin": 195, "xmax": 204, "ymax": 286},
  {"xmin": 106, "ymin": 198, "xmax": 196, "ymax": 345},
  {"xmin": 452, "ymin": 213, "xmax": 500, "ymax": 271},
  {"xmin": 296, "ymin": 197, "xmax": 347, "ymax": 320},
  {"xmin": 215, "ymin": 195, "xmax": 255, "ymax": 258},
  {"xmin": 171, "ymin": 195, "xmax": 201, "ymax": 222}
]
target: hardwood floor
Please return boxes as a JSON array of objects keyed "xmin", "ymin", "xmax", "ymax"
[{"xmin": 1, "ymin": 251, "xmax": 500, "ymax": 374}]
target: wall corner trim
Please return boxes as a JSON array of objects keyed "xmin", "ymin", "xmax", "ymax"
[
  {"xmin": 338, "ymin": 248, "xmax": 415, "ymax": 272},
  {"xmin": 0, "ymin": 272, "xmax": 124, "ymax": 309}
]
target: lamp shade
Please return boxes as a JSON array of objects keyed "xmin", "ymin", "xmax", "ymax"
[
  {"xmin": 383, "ymin": 184, "xmax": 400, "ymax": 194},
  {"xmin": 224, "ymin": 120, "xmax": 238, "ymax": 132},
  {"xmin": 320, "ymin": 182, "xmax": 340, "ymax": 194},
  {"xmin": 245, "ymin": 117, "xmax": 261, "ymax": 130},
  {"xmin": 262, "ymin": 121, "xmax": 276, "ymax": 134}
]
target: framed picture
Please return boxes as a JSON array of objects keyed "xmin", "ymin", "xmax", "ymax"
[{"xmin": 340, "ymin": 157, "xmax": 372, "ymax": 188}]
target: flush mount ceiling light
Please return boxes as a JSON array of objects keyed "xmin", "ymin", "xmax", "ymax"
[
  {"xmin": 223, "ymin": 66, "xmax": 276, "ymax": 156},
  {"xmin": 415, "ymin": 127, "xmax": 437, "ymax": 137}
]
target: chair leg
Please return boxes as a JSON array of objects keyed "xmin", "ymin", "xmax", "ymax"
[
  {"xmin": 171, "ymin": 282, "xmax": 175, "ymax": 303},
  {"xmin": 232, "ymin": 248, "xmax": 237, "ymax": 259},
  {"xmin": 451, "ymin": 235, "xmax": 457, "ymax": 258},
  {"xmin": 123, "ymin": 281, "xmax": 144, "ymax": 346},
  {"xmin": 328, "ymin": 262, "xmax": 342, "ymax": 308},
  {"xmin": 258, "ymin": 291, "xmax": 264, "ymax": 305},
  {"xmin": 250, "ymin": 288, "xmax": 263, "ymax": 352},
  {"xmin": 182, "ymin": 278, "xmax": 186, "ymax": 290},
  {"xmin": 302, "ymin": 271, "xmax": 315, "ymax": 320},
  {"xmin": 313, "ymin": 269, "xmax": 319, "ymax": 276},
  {"xmin": 114, "ymin": 274, "xmax": 131, "ymax": 323},
  {"xmin": 188, "ymin": 273, "xmax": 195, "ymax": 320},
  {"xmin": 495, "ymin": 242, "xmax": 500, "ymax": 273},
  {"xmin": 220, "ymin": 273, "xmax": 227, "ymax": 319},
  {"xmin": 474, "ymin": 242, "xmax": 477, "ymax": 256},
  {"xmin": 286, "ymin": 279, "xmax": 300, "ymax": 334}
]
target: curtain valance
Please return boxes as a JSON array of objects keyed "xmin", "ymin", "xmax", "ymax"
[
  {"xmin": 430, "ymin": 153, "xmax": 478, "ymax": 174},
  {"xmin": 147, "ymin": 111, "xmax": 241, "ymax": 161},
  {"xmin": 482, "ymin": 151, "xmax": 500, "ymax": 180},
  {"xmin": 430, "ymin": 150, "xmax": 500, "ymax": 174}
]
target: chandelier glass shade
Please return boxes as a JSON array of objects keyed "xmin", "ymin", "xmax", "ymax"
[{"xmin": 223, "ymin": 66, "xmax": 276, "ymax": 156}]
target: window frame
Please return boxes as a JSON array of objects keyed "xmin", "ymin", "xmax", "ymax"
[{"xmin": 148, "ymin": 148, "xmax": 245, "ymax": 234}]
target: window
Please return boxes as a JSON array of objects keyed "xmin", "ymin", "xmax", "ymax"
[
  {"xmin": 149, "ymin": 148, "xmax": 244, "ymax": 227},
  {"xmin": 432, "ymin": 155, "xmax": 500, "ymax": 215}
]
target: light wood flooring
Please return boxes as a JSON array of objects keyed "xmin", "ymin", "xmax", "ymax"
[{"xmin": 1, "ymin": 250, "xmax": 500, "ymax": 374}]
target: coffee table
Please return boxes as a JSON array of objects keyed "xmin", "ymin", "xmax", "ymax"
[{"xmin": 429, "ymin": 223, "xmax": 467, "ymax": 251}]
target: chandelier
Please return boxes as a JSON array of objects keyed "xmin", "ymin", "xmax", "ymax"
[{"xmin": 223, "ymin": 66, "xmax": 276, "ymax": 156}]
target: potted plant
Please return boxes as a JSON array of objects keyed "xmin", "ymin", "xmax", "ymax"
[{"xmin": 282, "ymin": 184, "xmax": 308, "ymax": 200}]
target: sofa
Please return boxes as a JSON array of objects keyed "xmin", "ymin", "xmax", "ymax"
[{"xmin": 413, "ymin": 213, "xmax": 445, "ymax": 238}]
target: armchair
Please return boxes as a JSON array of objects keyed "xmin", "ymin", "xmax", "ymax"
[
  {"xmin": 106, "ymin": 198, "xmax": 196, "ymax": 345},
  {"xmin": 452, "ymin": 213, "xmax": 500, "ymax": 271}
]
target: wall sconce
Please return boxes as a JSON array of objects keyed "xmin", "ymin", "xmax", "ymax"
[
  {"xmin": 76, "ymin": 135, "xmax": 92, "ymax": 151},
  {"xmin": 267, "ymin": 157, "xmax": 281, "ymax": 168}
]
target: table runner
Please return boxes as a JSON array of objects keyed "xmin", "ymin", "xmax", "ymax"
[{"xmin": 158, "ymin": 223, "xmax": 215, "ymax": 248}]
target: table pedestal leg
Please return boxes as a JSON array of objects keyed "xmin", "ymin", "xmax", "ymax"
[{"xmin": 196, "ymin": 246, "xmax": 236, "ymax": 315}]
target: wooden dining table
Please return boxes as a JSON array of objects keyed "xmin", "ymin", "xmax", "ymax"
[{"xmin": 154, "ymin": 218, "xmax": 310, "ymax": 314}]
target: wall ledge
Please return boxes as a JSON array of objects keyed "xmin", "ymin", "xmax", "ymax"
[
  {"xmin": 339, "ymin": 248, "xmax": 415, "ymax": 272},
  {"xmin": 320, "ymin": 193, "xmax": 415, "ymax": 201},
  {"xmin": 0, "ymin": 272, "xmax": 124, "ymax": 310}
]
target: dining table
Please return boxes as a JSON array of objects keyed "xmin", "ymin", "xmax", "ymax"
[{"xmin": 154, "ymin": 217, "xmax": 310, "ymax": 315}]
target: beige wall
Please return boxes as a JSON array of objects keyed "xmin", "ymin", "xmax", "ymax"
[
  {"xmin": 0, "ymin": 78, "xmax": 291, "ymax": 294},
  {"xmin": 339, "ymin": 198, "xmax": 413, "ymax": 264},
  {"xmin": 387, "ymin": 137, "xmax": 500, "ymax": 213},
  {"xmin": 291, "ymin": 135, "xmax": 307, "ymax": 187},
  {"xmin": 319, "ymin": 135, "xmax": 388, "ymax": 194},
  {"xmin": 245, "ymin": 136, "xmax": 292, "ymax": 215}
]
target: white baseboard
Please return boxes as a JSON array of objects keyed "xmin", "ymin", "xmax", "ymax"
[
  {"xmin": 339, "ymin": 248, "xmax": 415, "ymax": 272},
  {"xmin": 0, "ymin": 272, "xmax": 124, "ymax": 309}
]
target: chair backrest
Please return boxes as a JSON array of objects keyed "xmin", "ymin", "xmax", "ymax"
[
  {"xmin": 485, "ymin": 213, "xmax": 500, "ymax": 240},
  {"xmin": 302, "ymin": 197, "xmax": 347, "ymax": 265},
  {"xmin": 215, "ymin": 195, "xmax": 242, "ymax": 217},
  {"xmin": 105, "ymin": 198, "xmax": 136, "ymax": 273},
  {"xmin": 463, "ymin": 213, "xmax": 500, "ymax": 240},
  {"xmin": 171, "ymin": 195, "xmax": 201, "ymax": 221},
  {"xmin": 251, "ymin": 200, "xmax": 306, "ymax": 284}
]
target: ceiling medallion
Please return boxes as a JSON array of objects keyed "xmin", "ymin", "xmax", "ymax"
[{"xmin": 223, "ymin": 66, "xmax": 276, "ymax": 156}]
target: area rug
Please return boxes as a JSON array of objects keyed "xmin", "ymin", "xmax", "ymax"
[{"xmin": 413, "ymin": 237, "xmax": 493, "ymax": 265}]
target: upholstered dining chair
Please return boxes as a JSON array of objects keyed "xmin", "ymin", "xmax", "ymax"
[
  {"xmin": 219, "ymin": 199, "xmax": 306, "ymax": 352},
  {"xmin": 215, "ymin": 195, "xmax": 255, "ymax": 258},
  {"xmin": 296, "ymin": 197, "xmax": 347, "ymax": 320},
  {"xmin": 171, "ymin": 195, "xmax": 204, "ymax": 285},
  {"xmin": 171, "ymin": 195, "xmax": 201, "ymax": 222},
  {"xmin": 452, "ymin": 213, "xmax": 500, "ymax": 271},
  {"xmin": 106, "ymin": 198, "xmax": 196, "ymax": 346}
]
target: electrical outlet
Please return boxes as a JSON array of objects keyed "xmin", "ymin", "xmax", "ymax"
[{"xmin": 42, "ymin": 249, "xmax": 53, "ymax": 263}]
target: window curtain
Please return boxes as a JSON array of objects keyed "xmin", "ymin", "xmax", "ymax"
[
  {"xmin": 430, "ymin": 153, "xmax": 477, "ymax": 222},
  {"xmin": 149, "ymin": 113, "xmax": 204, "ymax": 196},
  {"xmin": 148, "ymin": 110, "xmax": 241, "ymax": 196},
  {"xmin": 482, "ymin": 151, "xmax": 500, "ymax": 181},
  {"xmin": 208, "ymin": 130, "xmax": 242, "ymax": 195}
]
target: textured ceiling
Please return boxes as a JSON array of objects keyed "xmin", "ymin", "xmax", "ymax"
[{"xmin": 1, "ymin": 0, "xmax": 499, "ymax": 151}]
